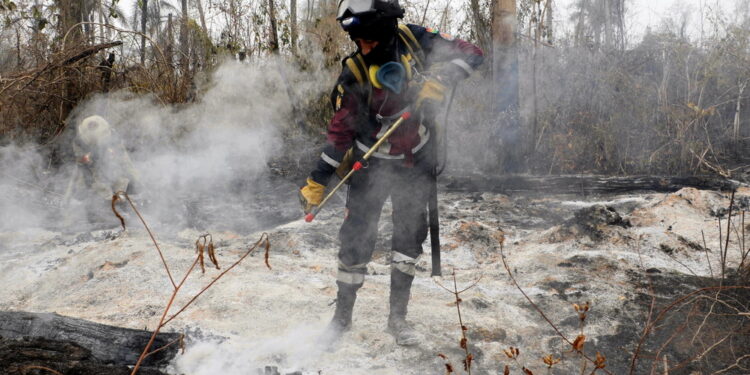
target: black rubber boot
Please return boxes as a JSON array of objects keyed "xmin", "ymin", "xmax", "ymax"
[
  {"xmin": 387, "ymin": 269, "xmax": 419, "ymax": 346},
  {"xmin": 320, "ymin": 281, "xmax": 360, "ymax": 347}
]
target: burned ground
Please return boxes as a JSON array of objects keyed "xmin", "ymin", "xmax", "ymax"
[{"xmin": 0, "ymin": 180, "xmax": 748, "ymax": 374}]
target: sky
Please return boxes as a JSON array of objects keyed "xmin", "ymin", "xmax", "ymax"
[{"xmin": 554, "ymin": 0, "xmax": 742, "ymax": 42}]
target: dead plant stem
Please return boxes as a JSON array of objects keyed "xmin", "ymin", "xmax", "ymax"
[
  {"xmin": 142, "ymin": 333, "xmax": 184, "ymax": 360},
  {"xmin": 499, "ymin": 245, "xmax": 613, "ymax": 375},
  {"xmin": 632, "ymin": 233, "xmax": 658, "ymax": 375},
  {"xmin": 741, "ymin": 211, "xmax": 747, "ymax": 268},
  {"xmin": 701, "ymin": 230, "xmax": 714, "ymax": 278},
  {"xmin": 722, "ymin": 190, "xmax": 736, "ymax": 281},
  {"xmin": 130, "ymin": 268, "xmax": 186, "ymax": 375},
  {"xmin": 718, "ymin": 216, "xmax": 723, "ymax": 275},
  {"xmin": 162, "ymin": 234, "xmax": 270, "ymax": 327},
  {"xmin": 122, "ymin": 192, "xmax": 177, "ymax": 289},
  {"xmin": 628, "ymin": 286, "xmax": 750, "ymax": 373},
  {"xmin": 451, "ymin": 270, "xmax": 471, "ymax": 375}
]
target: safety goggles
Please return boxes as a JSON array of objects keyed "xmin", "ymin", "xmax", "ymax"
[
  {"xmin": 337, "ymin": 0, "xmax": 375, "ymax": 19},
  {"xmin": 340, "ymin": 16, "xmax": 362, "ymax": 31}
]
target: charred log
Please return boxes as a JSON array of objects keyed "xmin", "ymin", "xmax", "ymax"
[
  {"xmin": 0, "ymin": 337, "xmax": 168, "ymax": 375},
  {"xmin": 0, "ymin": 311, "xmax": 179, "ymax": 374},
  {"xmin": 444, "ymin": 174, "xmax": 742, "ymax": 195}
]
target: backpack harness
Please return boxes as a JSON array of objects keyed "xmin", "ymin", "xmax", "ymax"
[{"xmin": 343, "ymin": 24, "xmax": 426, "ymax": 104}]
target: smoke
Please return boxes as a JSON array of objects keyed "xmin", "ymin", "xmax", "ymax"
[
  {"xmin": 0, "ymin": 144, "xmax": 56, "ymax": 230},
  {"xmin": 0, "ymin": 57, "xmax": 325, "ymax": 234},
  {"xmin": 173, "ymin": 326, "xmax": 327, "ymax": 375}
]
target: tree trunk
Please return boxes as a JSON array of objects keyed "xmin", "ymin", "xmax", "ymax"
[
  {"xmin": 180, "ymin": 0, "xmax": 189, "ymax": 73},
  {"xmin": 575, "ymin": 0, "xmax": 587, "ymax": 47},
  {"xmin": 617, "ymin": 0, "xmax": 626, "ymax": 49},
  {"xmin": 82, "ymin": 2, "xmax": 93, "ymax": 43},
  {"xmin": 58, "ymin": 0, "xmax": 84, "ymax": 47},
  {"xmin": 420, "ymin": 0, "xmax": 431, "ymax": 25},
  {"xmin": 15, "ymin": 28, "xmax": 21, "ymax": 68},
  {"xmin": 98, "ymin": 0, "xmax": 105, "ymax": 42},
  {"xmin": 491, "ymin": 0, "xmax": 520, "ymax": 172},
  {"xmin": 195, "ymin": 0, "xmax": 208, "ymax": 34},
  {"xmin": 604, "ymin": 0, "xmax": 613, "ymax": 48},
  {"xmin": 290, "ymin": 0, "xmax": 298, "ymax": 55},
  {"xmin": 545, "ymin": 0, "xmax": 553, "ymax": 44},
  {"xmin": 268, "ymin": 0, "xmax": 280, "ymax": 52},
  {"xmin": 56, "ymin": 0, "xmax": 84, "ymax": 128},
  {"xmin": 140, "ymin": 0, "xmax": 148, "ymax": 64},
  {"xmin": 470, "ymin": 0, "xmax": 490, "ymax": 56},
  {"xmin": 733, "ymin": 81, "xmax": 747, "ymax": 157},
  {"xmin": 166, "ymin": 13, "xmax": 174, "ymax": 67},
  {"xmin": 439, "ymin": 2, "xmax": 450, "ymax": 31},
  {"xmin": 491, "ymin": 0, "xmax": 519, "ymax": 113}
]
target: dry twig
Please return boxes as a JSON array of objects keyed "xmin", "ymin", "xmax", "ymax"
[
  {"xmin": 434, "ymin": 269, "xmax": 482, "ymax": 374},
  {"xmin": 112, "ymin": 193, "xmax": 271, "ymax": 375},
  {"xmin": 499, "ymin": 244, "xmax": 614, "ymax": 375}
]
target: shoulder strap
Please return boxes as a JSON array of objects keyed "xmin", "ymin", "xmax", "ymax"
[
  {"xmin": 342, "ymin": 52, "xmax": 372, "ymax": 106},
  {"xmin": 397, "ymin": 24, "xmax": 425, "ymax": 71},
  {"xmin": 344, "ymin": 52, "xmax": 368, "ymax": 87}
]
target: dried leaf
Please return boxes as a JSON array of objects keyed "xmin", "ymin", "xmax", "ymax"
[
  {"xmin": 460, "ymin": 337, "xmax": 467, "ymax": 349},
  {"xmin": 543, "ymin": 354, "xmax": 561, "ymax": 367},
  {"xmin": 522, "ymin": 367, "xmax": 534, "ymax": 375},
  {"xmin": 437, "ymin": 353, "xmax": 447, "ymax": 360},
  {"xmin": 195, "ymin": 239, "xmax": 206, "ymax": 274},
  {"xmin": 572, "ymin": 335, "xmax": 586, "ymax": 351},
  {"xmin": 179, "ymin": 334, "xmax": 185, "ymax": 354},
  {"xmin": 504, "ymin": 346, "xmax": 519, "ymax": 359},
  {"xmin": 111, "ymin": 194, "xmax": 125, "ymax": 230},
  {"xmin": 461, "ymin": 325, "xmax": 468, "ymax": 331},
  {"xmin": 463, "ymin": 353, "xmax": 473, "ymax": 371},
  {"xmin": 595, "ymin": 351, "xmax": 606, "ymax": 368},
  {"xmin": 504, "ymin": 365, "xmax": 510, "ymax": 375},
  {"xmin": 574, "ymin": 301, "xmax": 591, "ymax": 313},
  {"xmin": 207, "ymin": 241, "xmax": 220, "ymax": 270},
  {"xmin": 445, "ymin": 363, "xmax": 454, "ymax": 374}
]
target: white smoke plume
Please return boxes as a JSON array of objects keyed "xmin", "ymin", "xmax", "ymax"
[
  {"xmin": 173, "ymin": 326, "xmax": 327, "ymax": 375},
  {"xmin": 0, "ymin": 58, "xmax": 325, "ymax": 235}
]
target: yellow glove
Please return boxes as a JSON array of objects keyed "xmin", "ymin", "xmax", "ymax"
[
  {"xmin": 335, "ymin": 148, "xmax": 355, "ymax": 179},
  {"xmin": 416, "ymin": 79, "xmax": 448, "ymax": 109},
  {"xmin": 299, "ymin": 177, "xmax": 325, "ymax": 213}
]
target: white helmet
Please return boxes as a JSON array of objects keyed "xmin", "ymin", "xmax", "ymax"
[{"xmin": 77, "ymin": 115, "xmax": 113, "ymax": 147}]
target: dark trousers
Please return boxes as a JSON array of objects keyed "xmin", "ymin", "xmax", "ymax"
[{"xmin": 336, "ymin": 148, "xmax": 433, "ymax": 286}]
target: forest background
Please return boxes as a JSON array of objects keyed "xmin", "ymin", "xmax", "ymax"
[{"xmin": 1, "ymin": 0, "xmax": 749, "ymax": 178}]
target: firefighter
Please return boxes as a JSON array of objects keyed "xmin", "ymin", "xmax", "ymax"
[
  {"xmin": 68, "ymin": 115, "xmax": 139, "ymax": 223},
  {"xmin": 299, "ymin": 0, "xmax": 483, "ymax": 346}
]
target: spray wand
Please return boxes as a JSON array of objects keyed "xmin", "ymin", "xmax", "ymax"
[{"xmin": 305, "ymin": 111, "xmax": 411, "ymax": 222}]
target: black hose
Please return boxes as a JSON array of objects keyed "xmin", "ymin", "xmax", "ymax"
[{"xmin": 436, "ymin": 84, "xmax": 458, "ymax": 176}]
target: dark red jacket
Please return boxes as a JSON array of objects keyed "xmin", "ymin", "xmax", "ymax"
[{"xmin": 311, "ymin": 24, "xmax": 483, "ymax": 185}]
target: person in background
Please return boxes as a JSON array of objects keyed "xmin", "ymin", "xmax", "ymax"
[{"xmin": 67, "ymin": 115, "xmax": 139, "ymax": 225}]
